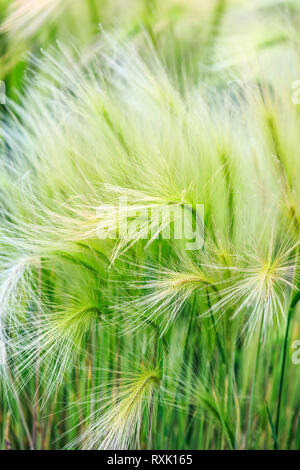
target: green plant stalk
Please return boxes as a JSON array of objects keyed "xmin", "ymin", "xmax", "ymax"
[
  {"xmin": 245, "ymin": 316, "xmax": 264, "ymax": 449},
  {"xmin": 166, "ymin": 299, "xmax": 195, "ymax": 448},
  {"xmin": 147, "ymin": 328, "xmax": 159, "ymax": 449},
  {"xmin": 207, "ymin": 290, "xmax": 226, "ymax": 366},
  {"xmin": 32, "ymin": 263, "xmax": 42, "ymax": 449},
  {"xmin": 147, "ymin": 240, "xmax": 162, "ymax": 450}
]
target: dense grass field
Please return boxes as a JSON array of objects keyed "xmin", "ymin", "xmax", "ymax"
[{"xmin": 1, "ymin": 0, "xmax": 300, "ymax": 450}]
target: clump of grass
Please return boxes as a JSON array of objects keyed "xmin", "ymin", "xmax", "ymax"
[{"xmin": 1, "ymin": 1, "xmax": 300, "ymax": 451}]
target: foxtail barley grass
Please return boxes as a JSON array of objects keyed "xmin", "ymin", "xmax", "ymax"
[{"xmin": 1, "ymin": 0, "xmax": 300, "ymax": 451}]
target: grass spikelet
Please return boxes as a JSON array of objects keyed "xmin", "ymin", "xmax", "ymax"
[
  {"xmin": 1, "ymin": 3, "xmax": 300, "ymax": 450},
  {"xmin": 113, "ymin": 255, "xmax": 214, "ymax": 334},
  {"xmin": 70, "ymin": 367, "xmax": 161, "ymax": 450},
  {"xmin": 11, "ymin": 263, "xmax": 105, "ymax": 399}
]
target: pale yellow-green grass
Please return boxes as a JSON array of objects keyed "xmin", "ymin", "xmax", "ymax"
[{"xmin": 1, "ymin": 0, "xmax": 300, "ymax": 451}]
